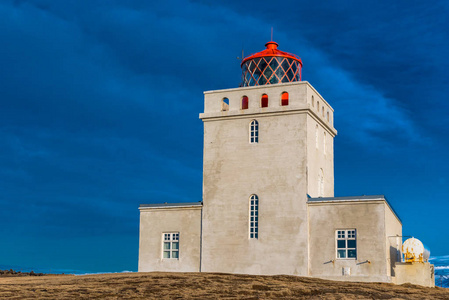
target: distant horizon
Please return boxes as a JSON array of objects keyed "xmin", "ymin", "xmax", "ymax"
[{"xmin": 2, "ymin": 254, "xmax": 449, "ymax": 287}]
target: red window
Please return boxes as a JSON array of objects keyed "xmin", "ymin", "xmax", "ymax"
[
  {"xmin": 261, "ymin": 94, "xmax": 268, "ymax": 108},
  {"xmin": 242, "ymin": 96, "xmax": 248, "ymax": 110},
  {"xmin": 281, "ymin": 92, "xmax": 289, "ymax": 106}
]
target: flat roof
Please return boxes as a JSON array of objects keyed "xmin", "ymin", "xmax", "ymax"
[
  {"xmin": 308, "ymin": 195, "xmax": 386, "ymax": 202},
  {"xmin": 139, "ymin": 202, "xmax": 202, "ymax": 209},
  {"xmin": 307, "ymin": 195, "xmax": 401, "ymax": 224}
]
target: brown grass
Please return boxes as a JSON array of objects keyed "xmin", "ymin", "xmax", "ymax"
[{"xmin": 0, "ymin": 272, "xmax": 447, "ymax": 299}]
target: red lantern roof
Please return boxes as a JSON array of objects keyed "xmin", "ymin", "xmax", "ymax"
[
  {"xmin": 241, "ymin": 41, "xmax": 303, "ymax": 67},
  {"xmin": 240, "ymin": 41, "xmax": 303, "ymax": 86}
]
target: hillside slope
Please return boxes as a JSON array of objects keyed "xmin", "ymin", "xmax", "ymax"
[{"xmin": 0, "ymin": 272, "xmax": 448, "ymax": 299}]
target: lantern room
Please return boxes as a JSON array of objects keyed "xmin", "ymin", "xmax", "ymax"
[{"xmin": 241, "ymin": 41, "xmax": 303, "ymax": 87}]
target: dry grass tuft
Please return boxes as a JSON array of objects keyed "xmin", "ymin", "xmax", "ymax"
[{"xmin": 0, "ymin": 271, "xmax": 447, "ymax": 299}]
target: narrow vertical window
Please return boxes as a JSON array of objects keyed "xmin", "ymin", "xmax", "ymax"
[
  {"xmin": 318, "ymin": 168, "xmax": 324, "ymax": 197},
  {"xmin": 250, "ymin": 120, "xmax": 259, "ymax": 143},
  {"xmin": 336, "ymin": 229, "xmax": 357, "ymax": 259},
  {"xmin": 323, "ymin": 132, "xmax": 326, "ymax": 155},
  {"xmin": 242, "ymin": 96, "xmax": 249, "ymax": 110},
  {"xmin": 317, "ymin": 101, "xmax": 320, "ymax": 111},
  {"xmin": 249, "ymin": 194, "xmax": 259, "ymax": 239},
  {"xmin": 163, "ymin": 232, "xmax": 179, "ymax": 259},
  {"xmin": 312, "ymin": 95, "xmax": 315, "ymax": 107},
  {"xmin": 261, "ymin": 94, "xmax": 268, "ymax": 108},
  {"xmin": 221, "ymin": 97, "xmax": 229, "ymax": 111},
  {"xmin": 327, "ymin": 111, "xmax": 330, "ymax": 122},
  {"xmin": 322, "ymin": 106, "xmax": 324, "ymax": 116},
  {"xmin": 281, "ymin": 92, "xmax": 289, "ymax": 106}
]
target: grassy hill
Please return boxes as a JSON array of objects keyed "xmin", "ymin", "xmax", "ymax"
[{"xmin": 1, "ymin": 271, "xmax": 448, "ymax": 299}]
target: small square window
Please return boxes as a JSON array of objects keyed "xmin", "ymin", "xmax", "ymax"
[
  {"xmin": 162, "ymin": 232, "xmax": 180, "ymax": 259},
  {"xmin": 336, "ymin": 229, "xmax": 356, "ymax": 259}
]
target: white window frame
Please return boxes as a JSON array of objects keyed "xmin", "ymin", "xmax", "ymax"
[
  {"xmin": 336, "ymin": 229, "xmax": 357, "ymax": 259},
  {"xmin": 249, "ymin": 194, "xmax": 259, "ymax": 239},
  {"xmin": 249, "ymin": 120, "xmax": 259, "ymax": 144},
  {"xmin": 162, "ymin": 232, "xmax": 179, "ymax": 259}
]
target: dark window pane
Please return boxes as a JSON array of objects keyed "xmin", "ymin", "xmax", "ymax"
[
  {"xmin": 347, "ymin": 240, "xmax": 356, "ymax": 248},
  {"xmin": 337, "ymin": 250, "xmax": 346, "ymax": 258},
  {"xmin": 268, "ymin": 57, "xmax": 278, "ymax": 70},
  {"xmin": 242, "ymin": 96, "xmax": 248, "ymax": 110},
  {"xmin": 348, "ymin": 250, "xmax": 357, "ymax": 258},
  {"xmin": 286, "ymin": 68, "xmax": 294, "ymax": 81},
  {"xmin": 258, "ymin": 58, "xmax": 267, "ymax": 73},
  {"xmin": 337, "ymin": 240, "xmax": 346, "ymax": 249},
  {"xmin": 281, "ymin": 58, "xmax": 290, "ymax": 73}
]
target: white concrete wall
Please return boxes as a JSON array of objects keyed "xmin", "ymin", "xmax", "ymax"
[
  {"xmin": 384, "ymin": 203, "xmax": 402, "ymax": 277},
  {"xmin": 138, "ymin": 206, "xmax": 202, "ymax": 272},
  {"xmin": 200, "ymin": 82, "xmax": 336, "ymax": 276},
  {"xmin": 308, "ymin": 200, "xmax": 395, "ymax": 283},
  {"xmin": 393, "ymin": 262, "xmax": 435, "ymax": 287}
]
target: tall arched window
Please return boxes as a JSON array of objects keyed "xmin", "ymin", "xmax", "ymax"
[
  {"xmin": 327, "ymin": 111, "xmax": 330, "ymax": 122},
  {"xmin": 250, "ymin": 120, "xmax": 259, "ymax": 143},
  {"xmin": 221, "ymin": 97, "xmax": 229, "ymax": 111},
  {"xmin": 249, "ymin": 194, "xmax": 259, "ymax": 239},
  {"xmin": 317, "ymin": 101, "xmax": 320, "ymax": 111},
  {"xmin": 312, "ymin": 95, "xmax": 315, "ymax": 107},
  {"xmin": 281, "ymin": 92, "xmax": 289, "ymax": 106},
  {"xmin": 322, "ymin": 106, "xmax": 324, "ymax": 116},
  {"xmin": 318, "ymin": 169, "xmax": 324, "ymax": 197},
  {"xmin": 261, "ymin": 94, "xmax": 268, "ymax": 108},
  {"xmin": 242, "ymin": 96, "xmax": 249, "ymax": 110}
]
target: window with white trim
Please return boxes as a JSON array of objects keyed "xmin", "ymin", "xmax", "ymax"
[
  {"xmin": 336, "ymin": 229, "xmax": 357, "ymax": 259},
  {"xmin": 249, "ymin": 194, "xmax": 259, "ymax": 238},
  {"xmin": 250, "ymin": 120, "xmax": 259, "ymax": 143},
  {"xmin": 163, "ymin": 232, "xmax": 179, "ymax": 259}
]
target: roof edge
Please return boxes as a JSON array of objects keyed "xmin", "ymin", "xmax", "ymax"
[{"xmin": 139, "ymin": 202, "xmax": 203, "ymax": 210}]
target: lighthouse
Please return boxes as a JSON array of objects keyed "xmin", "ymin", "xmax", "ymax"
[
  {"xmin": 138, "ymin": 40, "xmax": 434, "ymax": 287},
  {"xmin": 199, "ymin": 41, "xmax": 335, "ymax": 275}
]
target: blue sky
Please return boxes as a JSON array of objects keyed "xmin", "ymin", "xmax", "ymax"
[{"xmin": 0, "ymin": 0, "xmax": 448, "ymax": 273}]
